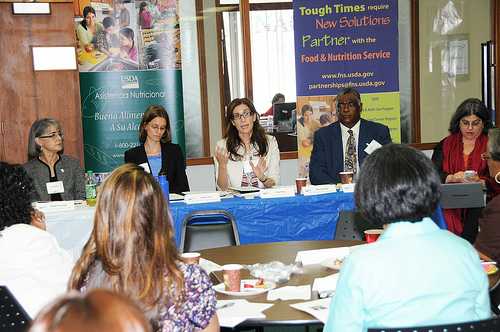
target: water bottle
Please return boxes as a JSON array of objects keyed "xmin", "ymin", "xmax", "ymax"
[
  {"xmin": 158, "ymin": 168, "xmax": 169, "ymax": 202},
  {"xmin": 85, "ymin": 170, "xmax": 97, "ymax": 206}
]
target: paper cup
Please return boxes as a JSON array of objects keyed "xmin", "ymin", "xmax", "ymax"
[
  {"xmin": 181, "ymin": 252, "xmax": 200, "ymax": 264},
  {"xmin": 364, "ymin": 229, "xmax": 383, "ymax": 244},
  {"xmin": 222, "ymin": 264, "xmax": 242, "ymax": 292},
  {"xmin": 339, "ymin": 172, "xmax": 354, "ymax": 184},
  {"xmin": 295, "ymin": 178, "xmax": 307, "ymax": 194}
]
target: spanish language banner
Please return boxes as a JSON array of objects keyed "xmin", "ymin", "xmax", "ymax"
[
  {"xmin": 78, "ymin": 0, "xmax": 184, "ymax": 173},
  {"xmin": 293, "ymin": 0, "xmax": 400, "ymax": 178}
]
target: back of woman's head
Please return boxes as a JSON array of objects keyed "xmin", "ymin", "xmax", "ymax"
[
  {"xmin": 93, "ymin": 164, "xmax": 175, "ymax": 265},
  {"xmin": 354, "ymin": 144, "xmax": 441, "ymax": 225},
  {"xmin": 69, "ymin": 164, "xmax": 183, "ymax": 323},
  {"xmin": 27, "ymin": 289, "xmax": 152, "ymax": 332},
  {"xmin": 0, "ymin": 162, "xmax": 34, "ymax": 229}
]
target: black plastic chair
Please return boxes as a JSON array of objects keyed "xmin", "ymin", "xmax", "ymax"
[
  {"xmin": 179, "ymin": 210, "xmax": 240, "ymax": 253},
  {"xmin": 334, "ymin": 210, "xmax": 381, "ymax": 241},
  {"xmin": 0, "ymin": 286, "xmax": 31, "ymax": 332},
  {"xmin": 367, "ymin": 316, "xmax": 500, "ymax": 332}
]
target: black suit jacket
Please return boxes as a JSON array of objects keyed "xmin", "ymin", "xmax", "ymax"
[{"xmin": 124, "ymin": 142, "xmax": 190, "ymax": 194}]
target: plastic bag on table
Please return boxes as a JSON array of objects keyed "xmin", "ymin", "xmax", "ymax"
[{"xmin": 244, "ymin": 261, "xmax": 308, "ymax": 283}]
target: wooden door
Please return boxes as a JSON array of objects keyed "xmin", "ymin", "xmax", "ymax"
[{"xmin": 0, "ymin": 2, "xmax": 84, "ymax": 166}]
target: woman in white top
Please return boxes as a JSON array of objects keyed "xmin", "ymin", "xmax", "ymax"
[
  {"xmin": 0, "ymin": 162, "xmax": 73, "ymax": 318},
  {"xmin": 213, "ymin": 98, "xmax": 280, "ymax": 191}
]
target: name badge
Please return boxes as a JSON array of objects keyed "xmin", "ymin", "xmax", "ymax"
[
  {"xmin": 243, "ymin": 157, "xmax": 260, "ymax": 173},
  {"xmin": 364, "ymin": 140, "xmax": 383, "ymax": 155},
  {"xmin": 46, "ymin": 181, "xmax": 64, "ymax": 194}
]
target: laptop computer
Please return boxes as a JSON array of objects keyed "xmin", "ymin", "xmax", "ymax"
[{"xmin": 440, "ymin": 182, "xmax": 485, "ymax": 209}]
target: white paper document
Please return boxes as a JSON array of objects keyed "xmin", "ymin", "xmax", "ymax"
[
  {"xmin": 267, "ymin": 285, "xmax": 311, "ymax": 301},
  {"xmin": 216, "ymin": 299, "xmax": 273, "ymax": 328},
  {"xmin": 290, "ymin": 298, "xmax": 332, "ymax": 324},
  {"xmin": 295, "ymin": 247, "xmax": 351, "ymax": 265},
  {"xmin": 312, "ymin": 274, "xmax": 340, "ymax": 293}
]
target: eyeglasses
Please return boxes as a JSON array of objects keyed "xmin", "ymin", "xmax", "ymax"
[
  {"xmin": 38, "ymin": 132, "xmax": 63, "ymax": 139},
  {"xmin": 337, "ymin": 101, "xmax": 358, "ymax": 110},
  {"xmin": 148, "ymin": 123, "xmax": 167, "ymax": 131},
  {"xmin": 460, "ymin": 119, "xmax": 483, "ymax": 128},
  {"xmin": 232, "ymin": 110, "xmax": 254, "ymax": 120},
  {"xmin": 481, "ymin": 153, "xmax": 491, "ymax": 161}
]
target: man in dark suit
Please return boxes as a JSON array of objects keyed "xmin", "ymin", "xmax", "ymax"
[{"xmin": 309, "ymin": 88, "xmax": 392, "ymax": 184}]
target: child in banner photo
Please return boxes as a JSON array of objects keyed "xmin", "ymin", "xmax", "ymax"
[
  {"xmin": 96, "ymin": 17, "xmax": 120, "ymax": 58},
  {"xmin": 138, "ymin": 2, "xmax": 153, "ymax": 29},
  {"xmin": 119, "ymin": 28, "xmax": 139, "ymax": 62}
]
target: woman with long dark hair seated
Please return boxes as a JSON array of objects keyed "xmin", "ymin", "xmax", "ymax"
[
  {"xmin": 324, "ymin": 144, "xmax": 489, "ymax": 331},
  {"xmin": 68, "ymin": 164, "xmax": 218, "ymax": 331},
  {"xmin": 213, "ymin": 98, "xmax": 280, "ymax": 191}
]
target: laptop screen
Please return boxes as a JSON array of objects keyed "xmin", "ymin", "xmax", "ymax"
[{"xmin": 440, "ymin": 182, "xmax": 485, "ymax": 209}]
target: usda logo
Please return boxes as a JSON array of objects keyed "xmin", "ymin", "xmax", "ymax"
[{"xmin": 121, "ymin": 75, "xmax": 139, "ymax": 89}]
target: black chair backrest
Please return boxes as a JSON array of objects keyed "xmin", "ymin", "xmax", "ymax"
[
  {"xmin": 0, "ymin": 286, "xmax": 31, "ymax": 332},
  {"xmin": 334, "ymin": 210, "xmax": 381, "ymax": 241},
  {"xmin": 179, "ymin": 210, "xmax": 240, "ymax": 253},
  {"xmin": 367, "ymin": 316, "xmax": 500, "ymax": 332}
]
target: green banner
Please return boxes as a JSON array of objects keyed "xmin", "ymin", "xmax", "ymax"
[{"xmin": 80, "ymin": 70, "xmax": 185, "ymax": 172}]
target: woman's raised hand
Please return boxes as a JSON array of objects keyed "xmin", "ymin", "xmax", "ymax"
[
  {"xmin": 250, "ymin": 157, "xmax": 268, "ymax": 181},
  {"xmin": 213, "ymin": 146, "xmax": 229, "ymax": 167}
]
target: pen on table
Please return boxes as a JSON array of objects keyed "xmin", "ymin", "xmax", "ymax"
[{"xmin": 216, "ymin": 302, "xmax": 235, "ymax": 310}]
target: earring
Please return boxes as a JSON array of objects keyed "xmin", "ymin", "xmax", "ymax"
[
  {"xmin": 40, "ymin": 146, "xmax": 43, "ymax": 151},
  {"xmin": 496, "ymin": 172, "xmax": 500, "ymax": 184}
]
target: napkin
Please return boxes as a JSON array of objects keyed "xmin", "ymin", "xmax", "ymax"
[
  {"xmin": 290, "ymin": 298, "xmax": 332, "ymax": 324},
  {"xmin": 312, "ymin": 273, "xmax": 340, "ymax": 292},
  {"xmin": 267, "ymin": 285, "xmax": 311, "ymax": 301},
  {"xmin": 216, "ymin": 299, "xmax": 273, "ymax": 328},
  {"xmin": 199, "ymin": 258, "xmax": 222, "ymax": 275},
  {"xmin": 295, "ymin": 247, "xmax": 350, "ymax": 265}
]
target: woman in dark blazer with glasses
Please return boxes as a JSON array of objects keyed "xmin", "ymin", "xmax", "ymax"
[{"xmin": 124, "ymin": 105, "xmax": 189, "ymax": 194}]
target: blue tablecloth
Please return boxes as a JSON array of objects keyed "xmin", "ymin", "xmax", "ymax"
[{"xmin": 169, "ymin": 192, "xmax": 356, "ymax": 247}]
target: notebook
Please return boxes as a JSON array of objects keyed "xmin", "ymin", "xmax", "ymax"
[{"xmin": 440, "ymin": 182, "xmax": 485, "ymax": 209}]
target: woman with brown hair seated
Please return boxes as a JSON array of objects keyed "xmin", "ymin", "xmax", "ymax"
[{"xmin": 68, "ymin": 164, "xmax": 218, "ymax": 331}]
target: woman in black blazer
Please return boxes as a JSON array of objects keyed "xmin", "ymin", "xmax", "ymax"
[{"xmin": 124, "ymin": 105, "xmax": 189, "ymax": 194}]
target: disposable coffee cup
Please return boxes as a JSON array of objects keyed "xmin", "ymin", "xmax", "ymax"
[
  {"xmin": 364, "ymin": 229, "xmax": 383, "ymax": 244},
  {"xmin": 222, "ymin": 264, "xmax": 243, "ymax": 292},
  {"xmin": 295, "ymin": 178, "xmax": 307, "ymax": 194},
  {"xmin": 339, "ymin": 172, "xmax": 354, "ymax": 184},
  {"xmin": 181, "ymin": 252, "xmax": 200, "ymax": 264}
]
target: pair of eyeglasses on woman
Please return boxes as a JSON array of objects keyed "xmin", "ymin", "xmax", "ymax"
[
  {"xmin": 232, "ymin": 110, "xmax": 254, "ymax": 120},
  {"xmin": 38, "ymin": 132, "xmax": 64, "ymax": 139},
  {"xmin": 481, "ymin": 153, "xmax": 491, "ymax": 161},
  {"xmin": 148, "ymin": 123, "xmax": 167, "ymax": 131},
  {"xmin": 460, "ymin": 119, "xmax": 482, "ymax": 128}
]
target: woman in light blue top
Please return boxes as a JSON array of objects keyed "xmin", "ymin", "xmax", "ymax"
[{"xmin": 324, "ymin": 144, "xmax": 489, "ymax": 332}]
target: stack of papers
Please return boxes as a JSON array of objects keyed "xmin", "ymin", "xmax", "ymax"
[{"xmin": 216, "ymin": 299, "xmax": 273, "ymax": 328}]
